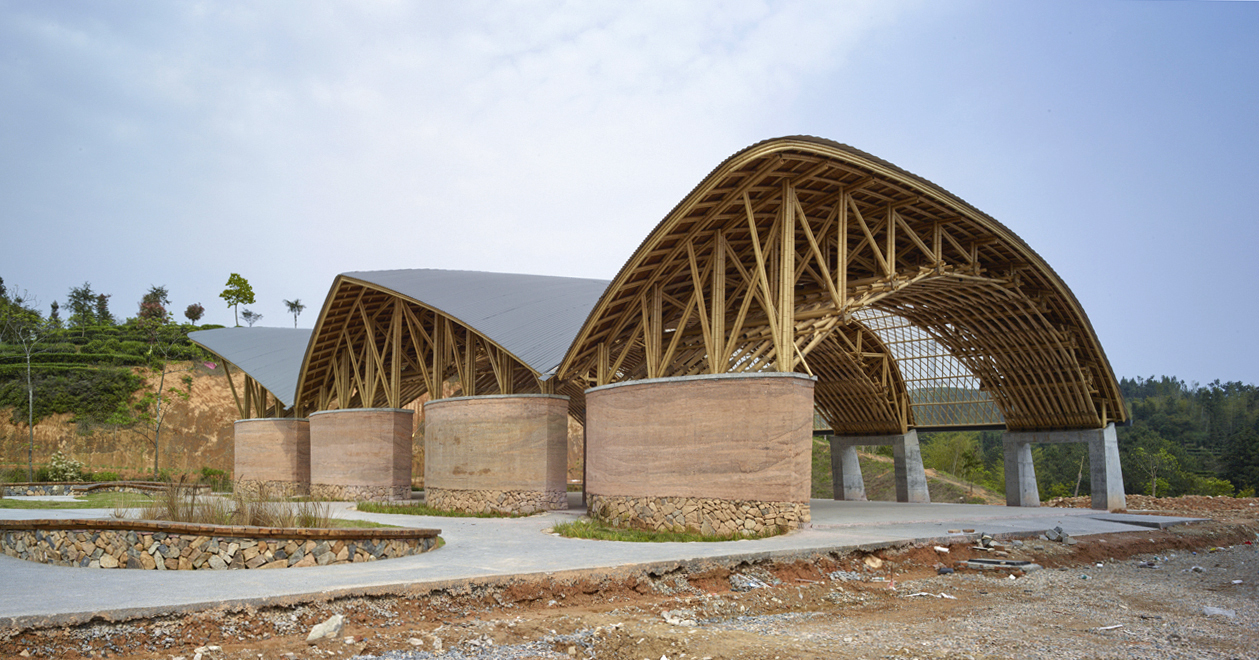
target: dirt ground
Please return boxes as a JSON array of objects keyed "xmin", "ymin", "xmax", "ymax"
[{"xmin": 2, "ymin": 497, "xmax": 1257, "ymax": 660}]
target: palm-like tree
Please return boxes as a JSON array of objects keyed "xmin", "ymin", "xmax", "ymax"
[{"xmin": 284, "ymin": 298, "xmax": 306, "ymax": 328}]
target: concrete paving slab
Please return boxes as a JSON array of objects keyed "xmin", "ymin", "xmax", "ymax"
[
  {"xmin": 1089, "ymin": 512, "xmax": 1211, "ymax": 529},
  {"xmin": 0, "ymin": 499, "xmax": 1207, "ymax": 629}
]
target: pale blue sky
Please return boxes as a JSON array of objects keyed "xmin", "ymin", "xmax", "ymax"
[{"xmin": 2, "ymin": 1, "xmax": 1256, "ymax": 385}]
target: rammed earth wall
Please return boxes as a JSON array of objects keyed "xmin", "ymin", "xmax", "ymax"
[{"xmin": 0, "ymin": 519, "xmax": 439, "ymax": 570}]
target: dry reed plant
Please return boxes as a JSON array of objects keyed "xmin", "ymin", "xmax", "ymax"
[{"xmin": 118, "ymin": 477, "xmax": 331, "ymax": 528}]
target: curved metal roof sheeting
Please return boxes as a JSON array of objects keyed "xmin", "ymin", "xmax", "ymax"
[
  {"xmin": 342, "ymin": 269, "xmax": 610, "ymax": 377},
  {"xmin": 188, "ymin": 327, "xmax": 313, "ymax": 406}
]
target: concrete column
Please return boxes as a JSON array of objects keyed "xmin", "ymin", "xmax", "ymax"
[
  {"xmin": 1002, "ymin": 438, "xmax": 1039, "ymax": 507},
  {"xmin": 828, "ymin": 440, "xmax": 866, "ymax": 501},
  {"xmin": 1003, "ymin": 424, "xmax": 1126, "ymax": 510},
  {"xmin": 828, "ymin": 431, "xmax": 929, "ymax": 503},
  {"xmin": 893, "ymin": 430, "xmax": 930, "ymax": 504},
  {"xmin": 1089, "ymin": 423, "xmax": 1126, "ymax": 511}
]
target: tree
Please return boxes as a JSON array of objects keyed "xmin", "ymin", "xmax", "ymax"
[
  {"xmin": 1130, "ymin": 445, "xmax": 1178, "ymax": 497},
  {"xmin": 138, "ymin": 286, "xmax": 171, "ymax": 323},
  {"xmin": 184, "ymin": 303, "xmax": 205, "ymax": 325},
  {"xmin": 1223, "ymin": 429, "xmax": 1259, "ymax": 493},
  {"xmin": 141, "ymin": 285, "xmax": 170, "ymax": 308},
  {"xmin": 283, "ymin": 298, "xmax": 305, "ymax": 328},
  {"xmin": 219, "ymin": 273, "xmax": 255, "ymax": 326},
  {"xmin": 130, "ymin": 315, "xmax": 195, "ymax": 477},
  {"xmin": 0, "ymin": 287, "xmax": 54, "ymax": 481},
  {"xmin": 66, "ymin": 282, "xmax": 97, "ymax": 330},
  {"xmin": 95, "ymin": 293, "xmax": 115, "ymax": 325},
  {"xmin": 47, "ymin": 301, "xmax": 62, "ymax": 328},
  {"xmin": 241, "ymin": 309, "xmax": 262, "ymax": 327}
]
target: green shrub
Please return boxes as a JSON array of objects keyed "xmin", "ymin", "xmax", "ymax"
[
  {"xmin": 89, "ymin": 470, "xmax": 121, "ymax": 482},
  {"xmin": 199, "ymin": 466, "xmax": 232, "ymax": 492},
  {"xmin": 0, "ymin": 366, "xmax": 143, "ymax": 424},
  {"xmin": 1192, "ymin": 476, "xmax": 1235, "ymax": 497}
]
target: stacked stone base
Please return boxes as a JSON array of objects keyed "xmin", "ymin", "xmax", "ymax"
[
  {"xmin": 589, "ymin": 494, "xmax": 809, "ymax": 536},
  {"xmin": 427, "ymin": 487, "xmax": 567, "ymax": 514},
  {"xmin": 309, "ymin": 484, "xmax": 411, "ymax": 502},
  {"xmin": 235, "ymin": 479, "xmax": 309, "ymax": 499},
  {"xmin": 1, "ymin": 528, "xmax": 437, "ymax": 570}
]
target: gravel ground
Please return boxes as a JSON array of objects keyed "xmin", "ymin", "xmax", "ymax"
[
  {"xmin": 345, "ymin": 539, "xmax": 1257, "ymax": 660},
  {"xmin": 2, "ymin": 506, "xmax": 1255, "ymax": 660}
]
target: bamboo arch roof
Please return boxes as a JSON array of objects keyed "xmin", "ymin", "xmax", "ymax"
[
  {"xmin": 556, "ymin": 136, "xmax": 1125, "ymax": 433},
  {"xmin": 293, "ymin": 269, "xmax": 608, "ymax": 414}
]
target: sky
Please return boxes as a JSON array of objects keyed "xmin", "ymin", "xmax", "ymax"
[{"xmin": 1, "ymin": 1, "xmax": 1256, "ymax": 386}]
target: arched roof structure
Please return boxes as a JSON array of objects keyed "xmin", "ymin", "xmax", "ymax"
[
  {"xmin": 556, "ymin": 136, "xmax": 1125, "ymax": 433},
  {"xmin": 292, "ymin": 269, "xmax": 609, "ymax": 417}
]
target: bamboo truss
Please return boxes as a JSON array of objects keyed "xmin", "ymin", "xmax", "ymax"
[
  {"xmin": 292, "ymin": 277, "xmax": 585, "ymax": 420},
  {"xmin": 556, "ymin": 137, "xmax": 1125, "ymax": 434},
  {"xmin": 209, "ymin": 359, "xmax": 292, "ymax": 420}
]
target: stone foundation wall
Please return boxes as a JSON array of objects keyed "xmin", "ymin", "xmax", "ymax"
[
  {"xmin": 588, "ymin": 494, "xmax": 810, "ymax": 537},
  {"xmin": 0, "ymin": 520, "xmax": 439, "ymax": 570},
  {"xmin": 235, "ymin": 479, "xmax": 309, "ymax": 499},
  {"xmin": 426, "ymin": 487, "xmax": 566, "ymax": 514},
  {"xmin": 309, "ymin": 483, "xmax": 411, "ymax": 502}
]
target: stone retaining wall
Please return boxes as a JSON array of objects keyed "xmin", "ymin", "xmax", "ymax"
[
  {"xmin": 426, "ymin": 487, "xmax": 566, "ymax": 514},
  {"xmin": 309, "ymin": 484, "xmax": 411, "ymax": 502},
  {"xmin": 0, "ymin": 519, "xmax": 439, "ymax": 570},
  {"xmin": 588, "ymin": 494, "xmax": 809, "ymax": 537}
]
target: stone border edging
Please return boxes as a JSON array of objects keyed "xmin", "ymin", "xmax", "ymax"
[
  {"xmin": 0, "ymin": 519, "xmax": 441, "ymax": 572},
  {"xmin": 0, "ymin": 518, "xmax": 438, "ymax": 540}
]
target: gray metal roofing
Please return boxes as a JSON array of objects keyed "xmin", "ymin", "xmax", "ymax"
[
  {"xmin": 341, "ymin": 269, "xmax": 611, "ymax": 378},
  {"xmin": 187, "ymin": 327, "xmax": 313, "ymax": 406}
]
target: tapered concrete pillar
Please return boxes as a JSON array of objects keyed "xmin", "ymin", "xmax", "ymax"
[
  {"xmin": 1002, "ymin": 439, "xmax": 1039, "ymax": 507},
  {"xmin": 829, "ymin": 442, "xmax": 866, "ymax": 501},
  {"xmin": 829, "ymin": 430, "xmax": 929, "ymax": 503},
  {"xmin": 1002, "ymin": 424, "xmax": 1126, "ymax": 511},
  {"xmin": 1089, "ymin": 424, "xmax": 1126, "ymax": 511}
]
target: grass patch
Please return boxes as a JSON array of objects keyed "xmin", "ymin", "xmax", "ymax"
[
  {"xmin": 0, "ymin": 491, "xmax": 151, "ymax": 509},
  {"xmin": 552, "ymin": 518, "xmax": 788, "ymax": 543},
  {"xmin": 355, "ymin": 501, "xmax": 530, "ymax": 518}
]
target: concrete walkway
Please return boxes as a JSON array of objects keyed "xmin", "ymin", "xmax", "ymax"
[{"xmin": 0, "ymin": 497, "xmax": 1204, "ymax": 629}]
